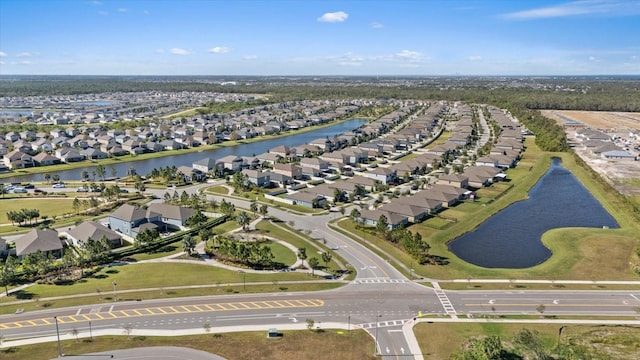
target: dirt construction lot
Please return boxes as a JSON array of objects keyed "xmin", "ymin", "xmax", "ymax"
[{"xmin": 542, "ymin": 110, "xmax": 640, "ymax": 197}]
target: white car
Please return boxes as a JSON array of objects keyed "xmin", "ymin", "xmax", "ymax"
[{"xmin": 52, "ymin": 183, "xmax": 66, "ymax": 188}]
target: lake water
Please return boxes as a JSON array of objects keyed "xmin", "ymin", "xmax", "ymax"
[
  {"xmin": 448, "ymin": 157, "xmax": 619, "ymax": 268},
  {"xmin": 4, "ymin": 119, "xmax": 367, "ymax": 182}
]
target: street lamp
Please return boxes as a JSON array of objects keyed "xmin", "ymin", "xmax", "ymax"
[
  {"xmin": 347, "ymin": 314, "xmax": 351, "ymax": 332},
  {"xmin": 112, "ymin": 281, "xmax": 117, "ymax": 302},
  {"xmin": 54, "ymin": 316, "xmax": 62, "ymax": 358},
  {"xmin": 374, "ymin": 314, "xmax": 382, "ymax": 355}
]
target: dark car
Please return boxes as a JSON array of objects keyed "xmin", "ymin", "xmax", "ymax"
[{"xmin": 23, "ymin": 184, "xmax": 35, "ymax": 189}]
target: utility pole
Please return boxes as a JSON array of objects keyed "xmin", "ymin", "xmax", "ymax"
[
  {"xmin": 54, "ymin": 316, "xmax": 62, "ymax": 358},
  {"xmin": 112, "ymin": 281, "xmax": 117, "ymax": 302}
]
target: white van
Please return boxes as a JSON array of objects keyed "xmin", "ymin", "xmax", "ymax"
[{"xmin": 12, "ymin": 187, "xmax": 27, "ymax": 193}]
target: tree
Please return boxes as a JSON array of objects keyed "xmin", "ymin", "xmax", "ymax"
[
  {"xmin": 81, "ymin": 170, "xmax": 89, "ymax": 182},
  {"xmin": 182, "ymin": 235, "xmax": 196, "ymax": 255},
  {"xmin": 72, "ymin": 197, "xmax": 81, "ymax": 214},
  {"xmin": 236, "ymin": 211, "xmax": 250, "ymax": 231},
  {"xmin": 536, "ymin": 304, "xmax": 546, "ymax": 317},
  {"xmin": 250, "ymin": 200, "xmax": 258, "ymax": 218},
  {"xmin": 376, "ymin": 214, "xmax": 389, "ymax": 234},
  {"xmin": 297, "ymin": 247, "xmax": 307, "ymax": 264},
  {"xmin": 110, "ymin": 166, "xmax": 117, "ymax": 179},
  {"xmin": 0, "ymin": 256, "xmax": 17, "ymax": 296},
  {"xmin": 259, "ymin": 204, "xmax": 268, "ymax": 219},
  {"xmin": 43, "ymin": 173, "xmax": 51, "ymax": 183},
  {"xmin": 321, "ymin": 252, "xmax": 332, "ymax": 269},
  {"xmin": 350, "ymin": 208, "xmax": 361, "ymax": 226},
  {"xmin": 308, "ymin": 257, "xmax": 320, "ymax": 276},
  {"xmin": 306, "ymin": 318, "xmax": 315, "ymax": 331},
  {"xmin": 134, "ymin": 180, "xmax": 145, "ymax": 193},
  {"xmin": 96, "ymin": 164, "xmax": 106, "ymax": 181}
]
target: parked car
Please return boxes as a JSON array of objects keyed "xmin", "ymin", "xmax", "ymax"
[
  {"xmin": 77, "ymin": 187, "xmax": 88, "ymax": 192},
  {"xmin": 52, "ymin": 183, "xmax": 65, "ymax": 188},
  {"xmin": 34, "ymin": 189, "xmax": 43, "ymax": 193},
  {"xmin": 12, "ymin": 187, "xmax": 27, "ymax": 193}
]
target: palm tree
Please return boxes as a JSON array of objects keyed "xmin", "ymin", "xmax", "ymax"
[
  {"xmin": 308, "ymin": 257, "xmax": 319, "ymax": 276},
  {"xmin": 236, "ymin": 211, "xmax": 250, "ymax": 231},
  {"xmin": 250, "ymin": 201, "xmax": 258, "ymax": 218},
  {"xmin": 321, "ymin": 252, "xmax": 332, "ymax": 269}
]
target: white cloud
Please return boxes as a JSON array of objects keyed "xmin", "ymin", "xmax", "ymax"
[
  {"xmin": 117, "ymin": 8, "xmax": 128, "ymax": 13},
  {"xmin": 468, "ymin": 55, "xmax": 483, "ymax": 61},
  {"xmin": 371, "ymin": 22, "xmax": 384, "ymax": 28},
  {"xmin": 631, "ymin": 55, "xmax": 638, "ymax": 60},
  {"xmin": 16, "ymin": 52, "xmax": 34, "ymax": 57},
  {"xmin": 588, "ymin": 56, "xmax": 600, "ymax": 62},
  {"xmin": 19, "ymin": 60, "xmax": 35, "ymax": 65},
  {"xmin": 502, "ymin": 0, "xmax": 640, "ymax": 20},
  {"xmin": 170, "ymin": 48, "xmax": 191, "ymax": 55},
  {"xmin": 91, "ymin": 1, "xmax": 103, "ymax": 5},
  {"xmin": 243, "ymin": 55, "xmax": 257, "ymax": 60},
  {"xmin": 0, "ymin": 51, "xmax": 6, "ymax": 57},
  {"xmin": 317, "ymin": 11, "xmax": 348, "ymax": 23},
  {"xmin": 208, "ymin": 46, "xmax": 230, "ymax": 54},
  {"xmin": 395, "ymin": 50, "xmax": 420, "ymax": 60}
]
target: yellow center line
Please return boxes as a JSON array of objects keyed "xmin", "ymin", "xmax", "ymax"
[{"xmin": 3, "ymin": 299, "xmax": 325, "ymax": 329}]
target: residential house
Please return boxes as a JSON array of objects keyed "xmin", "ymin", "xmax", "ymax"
[
  {"xmin": 358, "ymin": 209, "xmax": 408, "ymax": 230},
  {"xmin": 285, "ymin": 191, "xmax": 326, "ymax": 208},
  {"xmin": 67, "ymin": 221, "xmax": 123, "ymax": 248},
  {"xmin": 362, "ymin": 167, "xmax": 397, "ymax": 184},
  {"xmin": 192, "ymin": 157, "xmax": 217, "ymax": 173},
  {"xmin": 81, "ymin": 148, "xmax": 108, "ymax": 160},
  {"xmin": 436, "ymin": 173, "xmax": 469, "ymax": 188},
  {"xmin": 216, "ymin": 155, "xmax": 243, "ymax": 172},
  {"xmin": 109, "ymin": 204, "xmax": 157, "ymax": 237},
  {"xmin": 273, "ymin": 163, "xmax": 302, "ymax": 179},
  {"xmin": 32, "ymin": 152, "xmax": 61, "ymax": 166},
  {"xmin": 3, "ymin": 150, "xmax": 34, "ymax": 169},
  {"xmin": 147, "ymin": 203, "xmax": 196, "ymax": 230},
  {"xmin": 242, "ymin": 169, "xmax": 271, "ymax": 187},
  {"xmin": 14, "ymin": 228, "xmax": 63, "ymax": 258}
]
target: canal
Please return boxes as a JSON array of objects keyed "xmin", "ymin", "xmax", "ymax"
[
  {"xmin": 5, "ymin": 119, "xmax": 367, "ymax": 183},
  {"xmin": 448, "ymin": 157, "xmax": 620, "ymax": 268}
]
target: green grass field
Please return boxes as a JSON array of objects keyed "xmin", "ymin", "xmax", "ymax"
[
  {"xmin": 414, "ymin": 322, "xmax": 640, "ymax": 359},
  {"xmin": 0, "ymin": 198, "xmax": 77, "ymax": 224},
  {"xmin": 0, "ymin": 329, "xmax": 376, "ymax": 360}
]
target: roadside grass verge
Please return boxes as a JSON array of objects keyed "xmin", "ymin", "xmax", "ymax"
[
  {"xmin": 266, "ymin": 240, "xmax": 297, "ymax": 265},
  {"xmin": 414, "ymin": 323, "xmax": 640, "ymax": 360},
  {"xmin": 0, "ymin": 282, "xmax": 342, "ymax": 314},
  {"xmin": 0, "ymin": 329, "xmax": 375, "ymax": 360},
  {"xmin": 0, "ymin": 262, "xmax": 323, "ymax": 306}
]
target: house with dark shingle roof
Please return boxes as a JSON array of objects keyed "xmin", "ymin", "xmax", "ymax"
[
  {"xmin": 15, "ymin": 228, "xmax": 63, "ymax": 258},
  {"xmin": 67, "ymin": 221, "xmax": 123, "ymax": 248}
]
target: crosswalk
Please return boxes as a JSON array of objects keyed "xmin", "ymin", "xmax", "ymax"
[
  {"xmin": 432, "ymin": 282, "xmax": 457, "ymax": 317},
  {"xmin": 358, "ymin": 318, "xmax": 408, "ymax": 329},
  {"xmin": 353, "ymin": 277, "xmax": 408, "ymax": 284}
]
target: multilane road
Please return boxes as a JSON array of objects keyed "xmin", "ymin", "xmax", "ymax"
[{"xmin": 2, "ymin": 188, "xmax": 640, "ymax": 359}]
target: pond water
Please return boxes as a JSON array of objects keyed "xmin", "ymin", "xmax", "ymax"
[{"xmin": 448, "ymin": 157, "xmax": 619, "ymax": 268}]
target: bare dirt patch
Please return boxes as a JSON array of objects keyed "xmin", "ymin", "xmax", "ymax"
[
  {"xmin": 541, "ymin": 110, "xmax": 640, "ymax": 197},
  {"xmin": 542, "ymin": 110, "xmax": 640, "ymax": 131}
]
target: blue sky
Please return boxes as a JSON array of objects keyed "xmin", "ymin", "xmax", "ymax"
[{"xmin": 1, "ymin": 0, "xmax": 639, "ymax": 76}]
